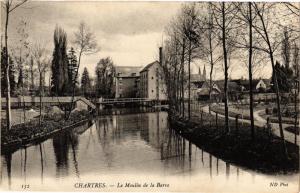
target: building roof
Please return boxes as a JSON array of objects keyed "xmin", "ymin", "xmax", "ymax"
[
  {"xmin": 192, "ymin": 81, "xmax": 206, "ymax": 88},
  {"xmin": 215, "ymin": 80, "xmax": 241, "ymax": 92},
  {"xmin": 197, "ymin": 87, "xmax": 220, "ymax": 96},
  {"xmin": 140, "ymin": 61, "xmax": 159, "ymax": 73},
  {"xmin": 231, "ymin": 78, "xmax": 271, "ymax": 90},
  {"xmin": 75, "ymin": 97, "xmax": 96, "ymax": 109},
  {"xmin": 115, "ymin": 66, "xmax": 142, "ymax": 77}
]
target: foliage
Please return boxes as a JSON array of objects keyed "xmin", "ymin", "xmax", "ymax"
[
  {"xmin": 67, "ymin": 47, "xmax": 78, "ymax": 92},
  {"xmin": 81, "ymin": 67, "xmax": 91, "ymax": 96},
  {"xmin": 95, "ymin": 57, "xmax": 115, "ymax": 97},
  {"xmin": 1, "ymin": 47, "xmax": 16, "ymax": 96},
  {"xmin": 271, "ymin": 61, "xmax": 293, "ymax": 92},
  {"xmin": 51, "ymin": 26, "xmax": 69, "ymax": 96}
]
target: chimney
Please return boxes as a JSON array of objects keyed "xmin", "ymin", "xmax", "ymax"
[{"xmin": 159, "ymin": 47, "xmax": 162, "ymax": 64}]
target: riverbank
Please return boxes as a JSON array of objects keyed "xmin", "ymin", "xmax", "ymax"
[
  {"xmin": 169, "ymin": 111, "xmax": 299, "ymax": 174},
  {"xmin": 1, "ymin": 110, "xmax": 94, "ymax": 154}
]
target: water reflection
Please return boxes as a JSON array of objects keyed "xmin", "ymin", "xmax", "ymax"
[
  {"xmin": 52, "ymin": 127, "xmax": 80, "ymax": 178},
  {"xmin": 0, "ymin": 110, "xmax": 298, "ymax": 192}
]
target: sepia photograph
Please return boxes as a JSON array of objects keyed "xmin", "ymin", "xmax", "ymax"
[{"xmin": 0, "ymin": 1, "xmax": 299, "ymax": 192}]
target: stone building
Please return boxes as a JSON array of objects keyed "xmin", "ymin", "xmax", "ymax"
[
  {"xmin": 114, "ymin": 66, "xmax": 141, "ymax": 98},
  {"xmin": 139, "ymin": 61, "xmax": 167, "ymax": 100}
]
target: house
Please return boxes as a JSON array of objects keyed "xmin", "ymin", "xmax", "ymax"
[
  {"xmin": 231, "ymin": 78, "xmax": 271, "ymax": 92},
  {"xmin": 114, "ymin": 66, "xmax": 141, "ymax": 98},
  {"xmin": 139, "ymin": 61, "xmax": 167, "ymax": 100},
  {"xmin": 188, "ymin": 80, "xmax": 221, "ymax": 101},
  {"xmin": 214, "ymin": 80, "xmax": 242, "ymax": 101}
]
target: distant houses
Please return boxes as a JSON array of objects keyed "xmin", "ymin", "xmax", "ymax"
[{"xmin": 188, "ymin": 78, "xmax": 272, "ymax": 102}]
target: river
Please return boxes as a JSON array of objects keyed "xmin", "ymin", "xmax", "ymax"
[{"xmin": 0, "ymin": 110, "xmax": 298, "ymax": 192}]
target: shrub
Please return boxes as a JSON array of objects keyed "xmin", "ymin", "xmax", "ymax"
[
  {"xmin": 265, "ymin": 108, "xmax": 270, "ymax": 115},
  {"xmin": 272, "ymin": 108, "xmax": 278, "ymax": 114}
]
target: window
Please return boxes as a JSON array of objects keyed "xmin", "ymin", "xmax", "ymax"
[
  {"xmin": 152, "ymin": 90, "xmax": 154, "ymax": 93},
  {"xmin": 151, "ymin": 77, "xmax": 154, "ymax": 79}
]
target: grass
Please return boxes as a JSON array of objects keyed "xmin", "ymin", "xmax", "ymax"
[
  {"xmin": 210, "ymin": 105, "xmax": 252, "ymax": 120},
  {"xmin": 170, "ymin": 111, "xmax": 299, "ymax": 174}
]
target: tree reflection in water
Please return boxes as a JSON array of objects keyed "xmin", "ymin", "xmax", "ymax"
[
  {"xmin": 52, "ymin": 129, "xmax": 80, "ymax": 179},
  {"xmin": 0, "ymin": 110, "xmax": 278, "ymax": 190}
]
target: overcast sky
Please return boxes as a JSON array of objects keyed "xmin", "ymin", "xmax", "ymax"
[
  {"xmin": 4, "ymin": 1, "xmax": 297, "ymax": 81},
  {"xmin": 6, "ymin": 1, "xmax": 181, "ymax": 78}
]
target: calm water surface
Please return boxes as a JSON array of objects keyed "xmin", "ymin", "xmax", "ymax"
[{"xmin": 1, "ymin": 110, "xmax": 298, "ymax": 192}]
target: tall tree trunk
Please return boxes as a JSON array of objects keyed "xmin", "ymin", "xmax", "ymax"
[
  {"xmin": 294, "ymin": 88, "xmax": 298, "ymax": 144},
  {"xmin": 248, "ymin": 2, "xmax": 255, "ymax": 140},
  {"xmin": 208, "ymin": 17, "xmax": 214, "ymax": 113},
  {"xmin": 181, "ymin": 38, "xmax": 186, "ymax": 118},
  {"xmin": 30, "ymin": 57, "xmax": 34, "ymax": 90},
  {"xmin": 270, "ymin": 53, "xmax": 288, "ymax": 157},
  {"xmin": 5, "ymin": 6, "xmax": 11, "ymax": 130},
  {"xmin": 222, "ymin": 2, "xmax": 229, "ymax": 133},
  {"xmin": 256, "ymin": 8, "xmax": 288, "ymax": 157},
  {"xmin": 188, "ymin": 40, "xmax": 191, "ymax": 120},
  {"xmin": 208, "ymin": 2, "xmax": 214, "ymax": 114},
  {"xmin": 39, "ymin": 71, "xmax": 43, "ymax": 126}
]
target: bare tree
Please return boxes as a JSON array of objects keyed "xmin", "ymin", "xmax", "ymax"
[
  {"xmin": 212, "ymin": 2, "xmax": 239, "ymax": 133},
  {"xmin": 160, "ymin": 33, "xmax": 184, "ymax": 113},
  {"xmin": 67, "ymin": 21, "xmax": 98, "ymax": 119},
  {"xmin": 2, "ymin": 0, "xmax": 28, "ymax": 130},
  {"xmin": 252, "ymin": 2, "xmax": 289, "ymax": 157},
  {"xmin": 199, "ymin": 2, "xmax": 222, "ymax": 113},
  {"xmin": 232, "ymin": 2, "xmax": 258, "ymax": 140},
  {"xmin": 32, "ymin": 43, "xmax": 50, "ymax": 126},
  {"xmin": 162, "ymin": 4, "xmax": 198, "ymax": 118},
  {"xmin": 181, "ymin": 3, "xmax": 201, "ymax": 120},
  {"xmin": 283, "ymin": 2, "xmax": 300, "ymax": 17},
  {"xmin": 12, "ymin": 19, "xmax": 30, "ymax": 123},
  {"xmin": 292, "ymin": 42, "xmax": 299, "ymax": 144}
]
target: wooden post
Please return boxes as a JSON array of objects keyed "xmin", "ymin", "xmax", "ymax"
[
  {"xmin": 200, "ymin": 109, "xmax": 203, "ymax": 126},
  {"xmin": 267, "ymin": 117, "xmax": 271, "ymax": 138},
  {"xmin": 235, "ymin": 114, "xmax": 239, "ymax": 134},
  {"xmin": 216, "ymin": 112, "xmax": 218, "ymax": 129}
]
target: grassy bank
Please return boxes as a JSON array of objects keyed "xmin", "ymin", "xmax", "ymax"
[
  {"xmin": 1, "ymin": 110, "xmax": 93, "ymax": 154},
  {"xmin": 169, "ymin": 111, "xmax": 299, "ymax": 174},
  {"xmin": 210, "ymin": 105, "xmax": 252, "ymax": 120}
]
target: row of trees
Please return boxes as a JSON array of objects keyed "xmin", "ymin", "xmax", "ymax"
[
  {"xmin": 81, "ymin": 57, "xmax": 116, "ymax": 98},
  {"xmin": 159, "ymin": 2, "xmax": 299, "ymax": 156},
  {"xmin": 1, "ymin": 0, "xmax": 104, "ymax": 129}
]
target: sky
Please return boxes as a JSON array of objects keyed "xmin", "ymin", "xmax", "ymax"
[
  {"xmin": 5, "ymin": 1, "xmax": 182, "ymax": 79},
  {"xmin": 3, "ymin": 1, "xmax": 298, "ymax": 81}
]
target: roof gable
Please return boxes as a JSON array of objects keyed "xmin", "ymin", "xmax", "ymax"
[
  {"xmin": 140, "ymin": 61, "xmax": 159, "ymax": 73},
  {"xmin": 115, "ymin": 66, "xmax": 142, "ymax": 77}
]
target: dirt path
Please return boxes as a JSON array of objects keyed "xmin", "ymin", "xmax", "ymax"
[
  {"xmin": 253, "ymin": 109, "xmax": 298, "ymax": 145},
  {"xmin": 202, "ymin": 106, "xmax": 298, "ymax": 145}
]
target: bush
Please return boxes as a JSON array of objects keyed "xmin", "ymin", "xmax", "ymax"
[
  {"xmin": 272, "ymin": 108, "xmax": 278, "ymax": 114},
  {"xmin": 265, "ymin": 108, "xmax": 270, "ymax": 115}
]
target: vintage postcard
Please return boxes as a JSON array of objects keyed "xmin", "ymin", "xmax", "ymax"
[{"xmin": 0, "ymin": 1, "xmax": 299, "ymax": 192}]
